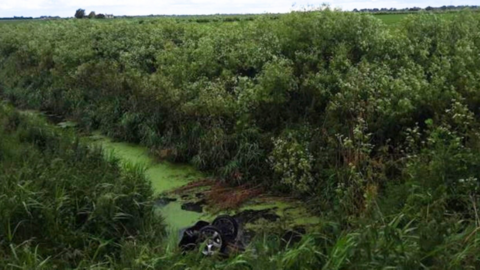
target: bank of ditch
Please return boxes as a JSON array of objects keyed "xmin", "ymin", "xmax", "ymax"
[{"xmin": 20, "ymin": 108, "xmax": 321, "ymax": 234}]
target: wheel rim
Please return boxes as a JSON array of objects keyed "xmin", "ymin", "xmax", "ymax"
[{"xmin": 200, "ymin": 229, "xmax": 223, "ymax": 256}]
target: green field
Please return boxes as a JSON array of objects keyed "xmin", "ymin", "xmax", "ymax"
[
  {"xmin": 374, "ymin": 11, "xmax": 461, "ymax": 25},
  {"xmin": 1, "ymin": 10, "xmax": 480, "ymax": 269},
  {"xmin": 0, "ymin": 11, "xmax": 467, "ymax": 26},
  {"xmin": 374, "ymin": 13, "xmax": 411, "ymax": 24}
]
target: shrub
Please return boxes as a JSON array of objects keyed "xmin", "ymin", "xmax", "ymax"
[{"xmin": 269, "ymin": 132, "xmax": 314, "ymax": 194}]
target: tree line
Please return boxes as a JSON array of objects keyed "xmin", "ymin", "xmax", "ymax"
[
  {"xmin": 354, "ymin": 4, "xmax": 479, "ymax": 13},
  {"xmin": 74, "ymin": 8, "xmax": 112, "ymax": 19}
]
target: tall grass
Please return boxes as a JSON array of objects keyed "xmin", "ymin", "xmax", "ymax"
[{"xmin": 0, "ymin": 105, "xmax": 163, "ymax": 268}]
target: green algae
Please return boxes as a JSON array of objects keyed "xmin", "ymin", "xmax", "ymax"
[
  {"xmin": 87, "ymin": 131, "xmax": 322, "ymax": 231},
  {"xmin": 239, "ymin": 198, "xmax": 322, "ymax": 229},
  {"xmin": 87, "ymin": 132, "xmax": 204, "ymax": 195},
  {"xmin": 239, "ymin": 199, "xmax": 291, "ymax": 212},
  {"xmin": 19, "ymin": 113, "xmax": 322, "ymax": 231},
  {"xmin": 158, "ymin": 200, "xmax": 214, "ymax": 229},
  {"xmin": 158, "ymin": 201, "xmax": 203, "ymax": 229},
  {"xmin": 85, "ymin": 132, "xmax": 211, "ymax": 229},
  {"xmin": 15, "ymin": 110, "xmax": 323, "ymax": 231}
]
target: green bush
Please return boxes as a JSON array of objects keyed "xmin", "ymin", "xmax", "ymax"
[{"xmin": 269, "ymin": 133, "xmax": 314, "ymax": 194}]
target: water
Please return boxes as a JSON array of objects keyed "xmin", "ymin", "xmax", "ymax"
[
  {"xmin": 86, "ymin": 132, "xmax": 321, "ymax": 231},
  {"xmin": 89, "ymin": 132, "xmax": 204, "ymax": 194},
  {"xmin": 18, "ymin": 109, "xmax": 322, "ymax": 231},
  {"xmin": 87, "ymin": 132, "xmax": 212, "ymax": 229}
]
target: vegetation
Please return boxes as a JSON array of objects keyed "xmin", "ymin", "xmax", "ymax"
[
  {"xmin": 372, "ymin": 12, "xmax": 459, "ymax": 25},
  {"xmin": 0, "ymin": 104, "xmax": 164, "ymax": 268},
  {"xmin": 74, "ymin": 9, "xmax": 86, "ymax": 19},
  {"xmin": 88, "ymin": 11, "xmax": 96, "ymax": 19},
  {"xmin": 354, "ymin": 4, "xmax": 479, "ymax": 13},
  {"xmin": 0, "ymin": 16, "xmax": 34, "ymax": 21},
  {"xmin": 0, "ymin": 9, "xmax": 480, "ymax": 268}
]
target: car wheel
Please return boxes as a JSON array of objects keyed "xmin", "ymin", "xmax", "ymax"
[
  {"xmin": 212, "ymin": 215, "xmax": 239, "ymax": 241},
  {"xmin": 198, "ymin": 226, "xmax": 225, "ymax": 256}
]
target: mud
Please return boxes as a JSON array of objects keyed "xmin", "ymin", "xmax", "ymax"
[
  {"xmin": 281, "ymin": 226, "xmax": 306, "ymax": 247},
  {"xmin": 181, "ymin": 199, "xmax": 207, "ymax": 213},
  {"xmin": 234, "ymin": 208, "xmax": 281, "ymax": 224},
  {"xmin": 155, "ymin": 197, "xmax": 178, "ymax": 207}
]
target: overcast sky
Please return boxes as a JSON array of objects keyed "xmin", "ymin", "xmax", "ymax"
[{"xmin": 0, "ymin": 0, "xmax": 477, "ymax": 17}]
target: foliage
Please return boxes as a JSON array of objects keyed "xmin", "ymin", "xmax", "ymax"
[
  {"xmin": 1, "ymin": 10, "xmax": 480, "ymax": 269},
  {"xmin": 269, "ymin": 132, "xmax": 314, "ymax": 194},
  {"xmin": 75, "ymin": 9, "xmax": 85, "ymax": 19},
  {"xmin": 0, "ymin": 8, "xmax": 479, "ymax": 206},
  {"xmin": 0, "ymin": 105, "xmax": 163, "ymax": 268}
]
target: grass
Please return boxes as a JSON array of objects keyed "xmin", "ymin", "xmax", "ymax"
[
  {"xmin": 0, "ymin": 11, "xmax": 465, "ymax": 27},
  {"xmin": 0, "ymin": 104, "xmax": 164, "ymax": 268}
]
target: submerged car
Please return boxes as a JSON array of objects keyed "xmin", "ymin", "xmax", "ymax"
[{"xmin": 178, "ymin": 215, "xmax": 241, "ymax": 256}]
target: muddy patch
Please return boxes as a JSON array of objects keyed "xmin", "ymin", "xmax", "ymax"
[
  {"xmin": 234, "ymin": 208, "xmax": 280, "ymax": 224},
  {"xmin": 181, "ymin": 199, "xmax": 207, "ymax": 213},
  {"xmin": 155, "ymin": 197, "xmax": 177, "ymax": 207},
  {"xmin": 281, "ymin": 226, "xmax": 306, "ymax": 247},
  {"xmin": 240, "ymin": 226, "xmax": 306, "ymax": 246}
]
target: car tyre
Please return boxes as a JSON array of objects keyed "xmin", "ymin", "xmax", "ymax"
[
  {"xmin": 212, "ymin": 215, "xmax": 239, "ymax": 241},
  {"xmin": 198, "ymin": 226, "xmax": 226, "ymax": 256}
]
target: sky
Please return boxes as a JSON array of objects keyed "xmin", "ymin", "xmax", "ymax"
[{"xmin": 0, "ymin": 0, "xmax": 477, "ymax": 18}]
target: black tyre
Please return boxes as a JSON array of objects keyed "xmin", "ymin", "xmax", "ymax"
[
  {"xmin": 212, "ymin": 215, "xmax": 239, "ymax": 241},
  {"xmin": 198, "ymin": 226, "xmax": 226, "ymax": 256}
]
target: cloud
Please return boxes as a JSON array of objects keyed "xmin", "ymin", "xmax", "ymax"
[
  {"xmin": 1, "ymin": 0, "xmax": 49, "ymax": 10},
  {"xmin": 0, "ymin": 0, "xmax": 478, "ymax": 17}
]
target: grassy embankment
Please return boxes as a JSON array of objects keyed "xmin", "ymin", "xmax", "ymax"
[{"xmin": 0, "ymin": 104, "xmax": 165, "ymax": 268}]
